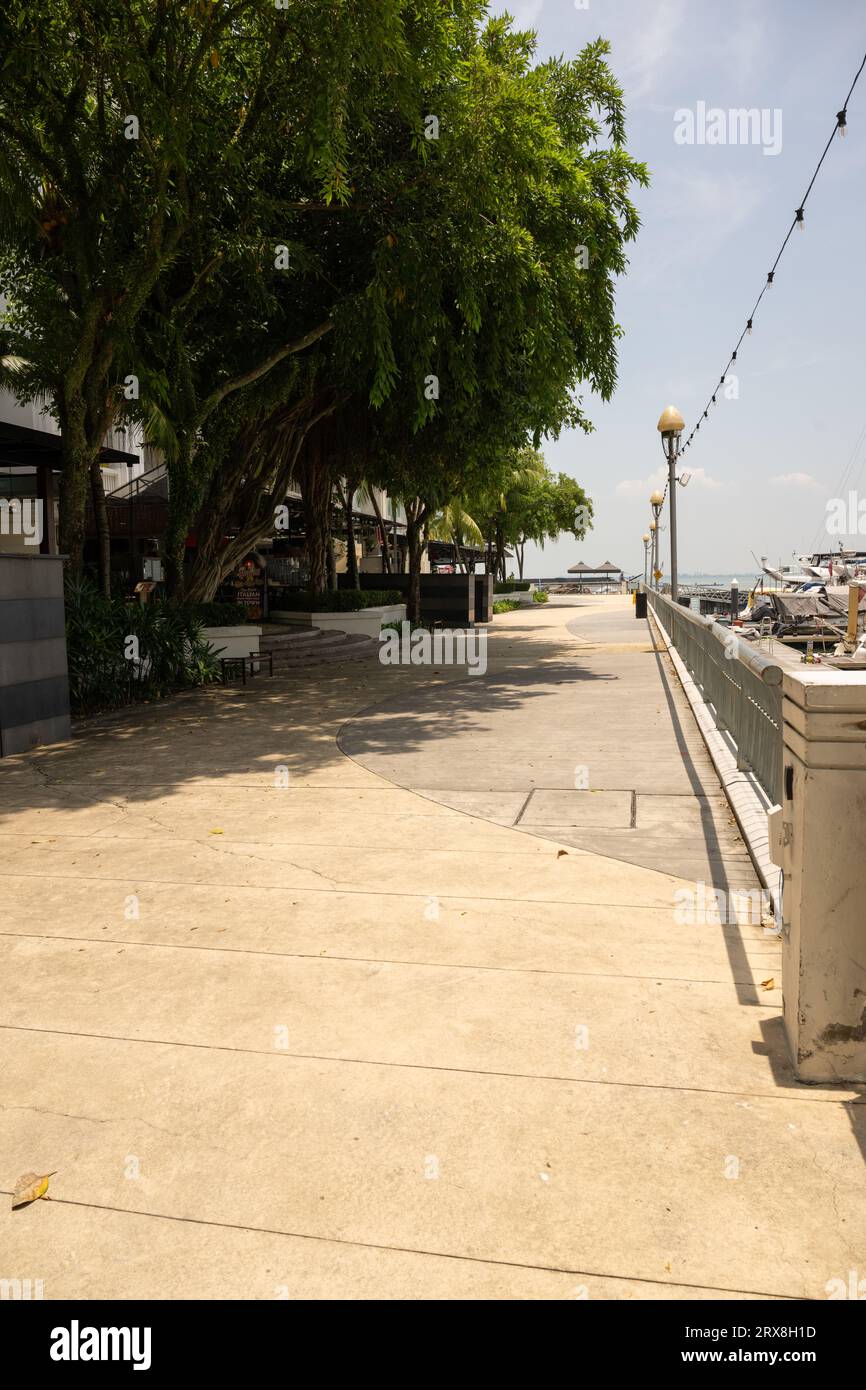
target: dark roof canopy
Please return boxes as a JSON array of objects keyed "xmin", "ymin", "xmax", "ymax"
[
  {"xmin": 0, "ymin": 419, "xmax": 139, "ymax": 470},
  {"xmin": 568, "ymin": 560, "xmax": 623, "ymax": 575}
]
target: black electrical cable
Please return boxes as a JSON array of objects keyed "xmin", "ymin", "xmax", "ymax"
[{"xmin": 679, "ymin": 51, "xmax": 866, "ymax": 458}]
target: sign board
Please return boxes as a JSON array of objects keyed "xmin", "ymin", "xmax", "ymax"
[{"xmin": 237, "ymin": 586, "xmax": 263, "ymax": 621}]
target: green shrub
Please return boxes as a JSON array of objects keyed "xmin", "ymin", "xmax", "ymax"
[
  {"xmin": 380, "ymin": 618, "xmax": 429, "ymax": 634},
  {"xmin": 188, "ymin": 602, "xmax": 247, "ymax": 627},
  {"xmin": 532, "ymin": 588, "xmax": 549, "ymax": 604},
  {"xmin": 492, "ymin": 599, "xmax": 520, "ymax": 614},
  {"xmin": 494, "ymin": 581, "xmax": 531, "ymax": 593},
  {"xmin": 274, "ymin": 589, "xmax": 403, "ymax": 612},
  {"xmin": 65, "ymin": 578, "xmax": 221, "ymax": 716}
]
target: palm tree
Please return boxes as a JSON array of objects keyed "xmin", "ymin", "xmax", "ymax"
[{"xmin": 427, "ymin": 499, "xmax": 484, "ymax": 573}]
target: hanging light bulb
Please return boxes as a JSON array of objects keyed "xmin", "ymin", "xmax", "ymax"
[
  {"xmin": 767, "ymin": 271, "xmax": 775, "ymax": 285},
  {"xmin": 795, "ymin": 207, "xmax": 805, "ymax": 231},
  {"xmin": 747, "ymin": 319, "xmax": 753, "ymax": 334},
  {"xmin": 838, "ymin": 109, "xmax": 848, "ymax": 138}
]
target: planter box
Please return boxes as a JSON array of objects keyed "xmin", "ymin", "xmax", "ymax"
[
  {"xmin": 338, "ymin": 573, "xmax": 476, "ymax": 626},
  {"xmin": 494, "ymin": 590, "xmax": 536, "ymax": 607},
  {"xmin": 201, "ymin": 626, "xmax": 261, "ymax": 659},
  {"xmin": 271, "ymin": 604, "xmax": 406, "ymax": 638}
]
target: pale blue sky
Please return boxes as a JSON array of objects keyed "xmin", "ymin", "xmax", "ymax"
[{"xmin": 490, "ymin": 0, "xmax": 866, "ymax": 579}]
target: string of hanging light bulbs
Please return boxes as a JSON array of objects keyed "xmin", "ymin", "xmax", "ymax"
[{"xmin": 680, "ymin": 51, "xmax": 866, "ymax": 458}]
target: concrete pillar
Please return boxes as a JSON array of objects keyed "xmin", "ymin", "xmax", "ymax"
[{"xmin": 775, "ymin": 667, "xmax": 866, "ymax": 1081}]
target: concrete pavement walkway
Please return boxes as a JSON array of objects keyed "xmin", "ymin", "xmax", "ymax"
[{"xmin": 1, "ymin": 595, "xmax": 864, "ymax": 1300}]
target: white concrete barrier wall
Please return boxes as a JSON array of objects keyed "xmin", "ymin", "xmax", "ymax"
[{"xmin": 773, "ymin": 667, "xmax": 866, "ymax": 1083}]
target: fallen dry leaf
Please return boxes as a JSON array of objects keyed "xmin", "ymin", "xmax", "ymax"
[
  {"xmin": 209, "ymin": 828, "xmax": 224, "ymax": 835},
  {"xmin": 557, "ymin": 850, "xmax": 568, "ymax": 858},
  {"xmin": 12, "ymin": 1170, "xmax": 57, "ymax": 1209},
  {"xmin": 761, "ymin": 978, "xmax": 775, "ymax": 991}
]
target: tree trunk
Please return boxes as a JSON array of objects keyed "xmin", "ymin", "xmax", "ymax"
[
  {"xmin": 405, "ymin": 499, "xmax": 427, "ymax": 623},
  {"xmin": 326, "ymin": 525, "xmax": 337, "ymax": 592},
  {"xmin": 57, "ymin": 401, "xmax": 95, "ymax": 575},
  {"xmin": 184, "ymin": 472, "xmax": 235, "ymax": 604},
  {"xmin": 452, "ymin": 529, "xmax": 466, "ymax": 573},
  {"xmin": 305, "ymin": 505, "xmax": 329, "ymax": 595},
  {"xmin": 367, "ymin": 490, "xmax": 391, "ymax": 573},
  {"xmin": 162, "ymin": 440, "xmax": 199, "ymax": 599},
  {"xmin": 342, "ymin": 476, "xmax": 360, "ymax": 589},
  {"xmin": 407, "ymin": 523, "xmax": 422, "ymax": 623},
  {"xmin": 517, "ymin": 538, "xmax": 525, "ymax": 581},
  {"xmin": 495, "ymin": 520, "xmax": 505, "ymax": 581},
  {"xmin": 184, "ymin": 392, "xmax": 335, "ymax": 604},
  {"xmin": 299, "ymin": 457, "xmax": 331, "ymax": 597},
  {"xmin": 89, "ymin": 457, "xmax": 112, "ymax": 596}
]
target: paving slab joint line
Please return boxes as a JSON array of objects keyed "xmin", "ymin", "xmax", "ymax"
[
  {"xmin": 647, "ymin": 610, "xmax": 781, "ymax": 911},
  {"xmin": 0, "ymin": 1191, "xmax": 801, "ymax": 1301}
]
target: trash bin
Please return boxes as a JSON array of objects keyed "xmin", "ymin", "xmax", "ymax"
[{"xmin": 635, "ymin": 590, "xmax": 647, "ymax": 618}]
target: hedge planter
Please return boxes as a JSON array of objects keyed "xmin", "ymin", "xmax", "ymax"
[
  {"xmin": 202, "ymin": 626, "xmax": 262, "ymax": 659},
  {"xmin": 271, "ymin": 604, "xmax": 406, "ymax": 639}
]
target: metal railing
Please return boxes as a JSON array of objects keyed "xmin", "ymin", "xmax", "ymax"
[{"xmin": 647, "ymin": 590, "xmax": 783, "ymax": 803}]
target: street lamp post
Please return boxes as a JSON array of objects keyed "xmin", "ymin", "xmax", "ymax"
[
  {"xmin": 649, "ymin": 492, "xmax": 664, "ymax": 591},
  {"xmin": 642, "ymin": 532, "xmax": 650, "ymax": 588},
  {"xmin": 656, "ymin": 406, "xmax": 685, "ymax": 602}
]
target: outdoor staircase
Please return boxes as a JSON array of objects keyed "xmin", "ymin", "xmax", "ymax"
[{"xmin": 257, "ymin": 624, "xmax": 380, "ymax": 670}]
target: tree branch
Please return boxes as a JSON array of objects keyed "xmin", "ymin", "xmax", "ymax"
[{"xmin": 199, "ymin": 320, "xmax": 333, "ymax": 421}]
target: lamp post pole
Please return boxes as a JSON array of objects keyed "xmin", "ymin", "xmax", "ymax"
[
  {"xmin": 642, "ymin": 532, "xmax": 650, "ymax": 588},
  {"xmin": 656, "ymin": 407, "xmax": 685, "ymax": 603},
  {"xmin": 649, "ymin": 493, "xmax": 664, "ymax": 591}
]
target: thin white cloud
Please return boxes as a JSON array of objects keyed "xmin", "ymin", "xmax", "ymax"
[
  {"xmin": 635, "ymin": 170, "xmax": 764, "ymax": 286},
  {"xmin": 616, "ymin": 463, "xmax": 721, "ymax": 497},
  {"xmin": 722, "ymin": 9, "xmax": 766, "ymax": 88},
  {"xmin": 681, "ymin": 467, "xmax": 722, "ymax": 491},
  {"xmin": 615, "ymin": 465, "xmax": 667, "ymax": 498},
  {"xmin": 769, "ymin": 472, "xmax": 820, "ymax": 489},
  {"xmin": 616, "ymin": 0, "xmax": 685, "ymax": 103},
  {"xmin": 508, "ymin": 0, "xmax": 545, "ymax": 27}
]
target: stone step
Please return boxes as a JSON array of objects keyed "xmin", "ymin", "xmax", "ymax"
[
  {"xmin": 264, "ymin": 630, "xmax": 379, "ymax": 668},
  {"xmin": 262, "ymin": 630, "xmax": 349, "ymax": 653}
]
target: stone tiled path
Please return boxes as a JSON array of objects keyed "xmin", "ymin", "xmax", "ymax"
[{"xmin": 1, "ymin": 596, "xmax": 863, "ymax": 1300}]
